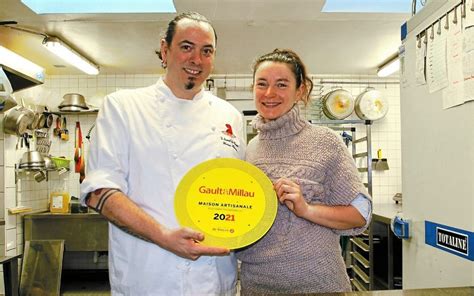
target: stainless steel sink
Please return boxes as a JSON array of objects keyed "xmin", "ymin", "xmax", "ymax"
[{"xmin": 23, "ymin": 212, "xmax": 108, "ymax": 252}]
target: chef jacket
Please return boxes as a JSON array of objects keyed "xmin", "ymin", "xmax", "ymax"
[{"xmin": 80, "ymin": 78, "xmax": 245, "ymax": 295}]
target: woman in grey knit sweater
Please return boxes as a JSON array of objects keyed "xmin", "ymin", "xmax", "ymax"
[{"xmin": 236, "ymin": 49, "xmax": 372, "ymax": 294}]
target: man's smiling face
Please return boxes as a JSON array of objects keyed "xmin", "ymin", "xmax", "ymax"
[{"xmin": 161, "ymin": 18, "xmax": 216, "ymax": 99}]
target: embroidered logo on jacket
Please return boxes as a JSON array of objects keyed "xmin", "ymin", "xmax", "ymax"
[
  {"xmin": 221, "ymin": 123, "xmax": 239, "ymax": 151},
  {"xmin": 222, "ymin": 124, "xmax": 234, "ymax": 137}
]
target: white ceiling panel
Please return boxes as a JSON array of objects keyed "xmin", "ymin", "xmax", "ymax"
[{"xmin": 0, "ymin": 0, "xmax": 410, "ymax": 75}]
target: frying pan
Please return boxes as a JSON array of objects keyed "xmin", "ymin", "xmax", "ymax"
[
  {"xmin": 322, "ymin": 88, "xmax": 355, "ymax": 120},
  {"xmin": 354, "ymin": 89, "xmax": 389, "ymax": 120},
  {"xmin": 44, "ymin": 113, "xmax": 54, "ymax": 128}
]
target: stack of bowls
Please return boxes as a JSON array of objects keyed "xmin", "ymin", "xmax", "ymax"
[
  {"xmin": 19, "ymin": 151, "xmax": 45, "ymax": 170},
  {"xmin": 58, "ymin": 93, "xmax": 89, "ymax": 112}
]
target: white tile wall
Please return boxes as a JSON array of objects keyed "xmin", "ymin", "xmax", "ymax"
[
  {"xmin": 0, "ymin": 73, "xmax": 402, "ymax": 294},
  {"xmin": 8, "ymin": 73, "xmax": 402, "ymax": 210},
  {"xmin": 5, "ymin": 228, "xmax": 16, "ymax": 251},
  {"xmin": 217, "ymin": 74, "xmax": 402, "ymax": 204}
]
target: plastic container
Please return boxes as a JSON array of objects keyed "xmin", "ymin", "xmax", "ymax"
[{"xmin": 49, "ymin": 191, "xmax": 71, "ymax": 213}]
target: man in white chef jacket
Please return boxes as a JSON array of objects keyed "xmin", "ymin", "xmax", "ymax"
[{"xmin": 80, "ymin": 12, "xmax": 245, "ymax": 295}]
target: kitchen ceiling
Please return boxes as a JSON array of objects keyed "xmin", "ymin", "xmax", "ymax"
[{"xmin": 0, "ymin": 0, "xmax": 410, "ymax": 76}]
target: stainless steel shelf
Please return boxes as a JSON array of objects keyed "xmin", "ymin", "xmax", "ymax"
[
  {"xmin": 351, "ymin": 251, "xmax": 370, "ymax": 268},
  {"xmin": 352, "ymin": 265, "xmax": 370, "ymax": 284},
  {"xmin": 50, "ymin": 109, "xmax": 99, "ymax": 115},
  {"xmin": 351, "ymin": 238, "xmax": 370, "ymax": 252},
  {"xmin": 350, "ymin": 278, "xmax": 367, "ymax": 292}
]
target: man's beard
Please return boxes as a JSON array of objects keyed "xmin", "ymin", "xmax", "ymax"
[
  {"xmin": 185, "ymin": 77, "xmax": 196, "ymax": 90},
  {"xmin": 185, "ymin": 81, "xmax": 195, "ymax": 90}
]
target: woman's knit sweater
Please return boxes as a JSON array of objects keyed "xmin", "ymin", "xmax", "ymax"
[{"xmin": 236, "ymin": 105, "xmax": 371, "ymax": 295}]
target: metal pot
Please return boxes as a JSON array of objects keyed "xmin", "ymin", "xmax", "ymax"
[
  {"xmin": 0, "ymin": 95, "xmax": 17, "ymax": 113},
  {"xmin": 3, "ymin": 107, "xmax": 33, "ymax": 136},
  {"xmin": 354, "ymin": 89, "xmax": 389, "ymax": 120},
  {"xmin": 322, "ymin": 89, "xmax": 355, "ymax": 120},
  {"xmin": 37, "ymin": 113, "xmax": 46, "ymax": 129},
  {"xmin": 58, "ymin": 106, "xmax": 87, "ymax": 112},
  {"xmin": 29, "ymin": 112, "xmax": 41, "ymax": 129},
  {"xmin": 19, "ymin": 150, "xmax": 45, "ymax": 170},
  {"xmin": 59, "ymin": 93, "xmax": 89, "ymax": 110}
]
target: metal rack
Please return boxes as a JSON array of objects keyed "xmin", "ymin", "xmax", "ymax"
[
  {"xmin": 309, "ymin": 119, "xmax": 372, "ymax": 196},
  {"xmin": 349, "ymin": 120, "xmax": 373, "ymax": 291},
  {"xmin": 311, "ymin": 119, "xmax": 373, "ymax": 291}
]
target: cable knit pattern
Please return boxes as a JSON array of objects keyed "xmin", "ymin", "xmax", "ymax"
[{"xmin": 237, "ymin": 105, "xmax": 371, "ymax": 295}]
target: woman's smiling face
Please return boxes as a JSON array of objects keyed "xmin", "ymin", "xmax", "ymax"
[{"xmin": 253, "ymin": 61, "xmax": 303, "ymax": 121}]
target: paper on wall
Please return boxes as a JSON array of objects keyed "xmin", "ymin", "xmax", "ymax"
[
  {"xmin": 442, "ymin": 11, "xmax": 465, "ymax": 109},
  {"xmin": 426, "ymin": 22, "xmax": 449, "ymax": 94},
  {"xmin": 463, "ymin": 26, "xmax": 474, "ymax": 102}
]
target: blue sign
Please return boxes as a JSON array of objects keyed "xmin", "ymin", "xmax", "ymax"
[
  {"xmin": 425, "ymin": 221, "xmax": 473, "ymax": 261},
  {"xmin": 401, "ymin": 22, "xmax": 407, "ymax": 41}
]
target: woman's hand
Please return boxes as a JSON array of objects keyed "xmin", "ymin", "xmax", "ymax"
[{"xmin": 274, "ymin": 178, "xmax": 309, "ymax": 218}]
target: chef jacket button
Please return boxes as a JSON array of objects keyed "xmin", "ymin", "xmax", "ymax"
[
  {"xmin": 166, "ymin": 123, "xmax": 172, "ymax": 128},
  {"xmin": 185, "ymin": 261, "xmax": 190, "ymax": 266},
  {"xmin": 173, "ymin": 154, "xmax": 178, "ymax": 159},
  {"xmin": 211, "ymin": 126, "xmax": 216, "ymax": 131},
  {"xmin": 208, "ymin": 100, "xmax": 213, "ymax": 106},
  {"xmin": 160, "ymin": 98, "xmax": 165, "ymax": 103}
]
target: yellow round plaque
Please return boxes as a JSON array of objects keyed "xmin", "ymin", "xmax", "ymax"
[{"xmin": 174, "ymin": 158, "xmax": 277, "ymax": 249}]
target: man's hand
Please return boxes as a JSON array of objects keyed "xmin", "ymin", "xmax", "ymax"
[
  {"xmin": 160, "ymin": 227, "xmax": 230, "ymax": 260},
  {"xmin": 86, "ymin": 188, "xmax": 230, "ymax": 260}
]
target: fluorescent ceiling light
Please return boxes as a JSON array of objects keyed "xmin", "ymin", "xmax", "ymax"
[
  {"xmin": 322, "ymin": 0, "xmax": 413, "ymax": 13},
  {"xmin": 21, "ymin": 0, "xmax": 176, "ymax": 14},
  {"xmin": 0, "ymin": 45, "xmax": 45, "ymax": 81},
  {"xmin": 43, "ymin": 37, "xmax": 99, "ymax": 75},
  {"xmin": 377, "ymin": 57, "xmax": 400, "ymax": 77}
]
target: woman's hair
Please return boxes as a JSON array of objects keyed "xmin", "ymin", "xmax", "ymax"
[
  {"xmin": 157, "ymin": 12, "xmax": 217, "ymax": 60},
  {"xmin": 252, "ymin": 49, "xmax": 313, "ymax": 105}
]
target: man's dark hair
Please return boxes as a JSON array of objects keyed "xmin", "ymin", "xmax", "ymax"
[{"xmin": 156, "ymin": 12, "xmax": 217, "ymax": 61}]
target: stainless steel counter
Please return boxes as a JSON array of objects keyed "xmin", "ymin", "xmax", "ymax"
[
  {"xmin": 23, "ymin": 212, "xmax": 108, "ymax": 251},
  {"xmin": 306, "ymin": 286, "xmax": 473, "ymax": 295},
  {"xmin": 373, "ymin": 203, "xmax": 402, "ymax": 224}
]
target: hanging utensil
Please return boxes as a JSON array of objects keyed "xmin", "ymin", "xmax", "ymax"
[
  {"xmin": 78, "ymin": 122, "xmax": 85, "ymax": 183},
  {"xmin": 45, "ymin": 113, "xmax": 53, "ymax": 128},
  {"xmin": 61, "ymin": 117, "xmax": 69, "ymax": 141},
  {"xmin": 85, "ymin": 123, "xmax": 95, "ymax": 142},
  {"xmin": 53, "ymin": 116, "xmax": 61, "ymax": 138},
  {"xmin": 74, "ymin": 122, "xmax": 81, "ymax": 172},
  {"xmin": 372, "ymin": 149, "xmax": 389, "ymax": 171},
  {"xmin": 79, "ymin": 147, "xmax": 85, "ymax": 183}
]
